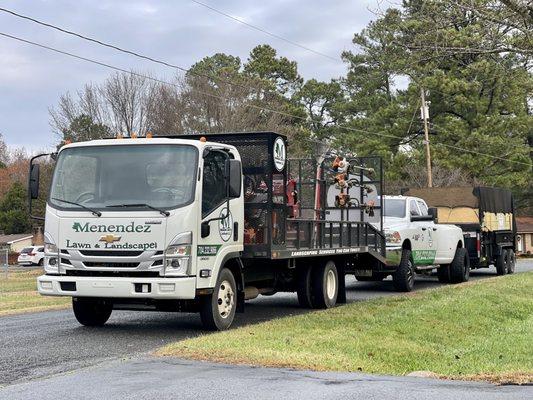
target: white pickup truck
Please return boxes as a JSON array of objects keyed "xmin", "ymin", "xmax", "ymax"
[{"xmin": 382, "ymin": 195, "xmax": 469, "ymax": 291}]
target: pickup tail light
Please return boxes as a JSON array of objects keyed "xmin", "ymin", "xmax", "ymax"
[{"xmin": 476, "ymin": 233, "xmax": 481, "ymax": 258}]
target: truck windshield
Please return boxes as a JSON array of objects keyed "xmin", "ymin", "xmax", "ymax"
[
  {"xmin": 383, "ymin": 199, "xmax": 406, "ymax": 218},
  {"xmin": 49, "ymin": 144, "xmax": 198, "ymax": 211}
]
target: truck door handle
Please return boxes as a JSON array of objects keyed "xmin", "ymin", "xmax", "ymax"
[
  {"xmin": 421, "ymin": 228, "xmax": 427, "ymax": 231},
  {"xmin": 432, "ymin": 228, "xmax": 437, "ymax": 231}
]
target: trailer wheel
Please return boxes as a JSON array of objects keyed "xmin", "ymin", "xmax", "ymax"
[
  {"xmin": 72, "ymin": 298, "xmax": 112, "ymax": 327},
  {"xmin": 495, "ymin": 249, "xmax": 508, "ymax": 276},
  {"xmin": 311, "ymin": 260, "xmax": 338, "ymax": 309},
  {"xmin": 200, "ymin": 268, "xmax": 237, "ymax": 331},
  {"xmin": 449, "ymin": 247, "xmax": 470, "ymax": 283},
  {"xmin": 296, "ymin": 265, "xmax": 314, "ymax": 308},
  {"xmin": 437, "ymin": 264, "xmax": 450, "ymax": 283},
  {"xmin": 506, "ymin": 249, "xmax": 516, "ymax": 274},
  {"xmin": 393, "ymin": 250, "xmax": 415, "ymax": 292}
]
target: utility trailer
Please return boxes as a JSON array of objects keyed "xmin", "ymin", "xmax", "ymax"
[
  {"xmin": 30, "ymin": 131, "xmax": 386, "ymax": 330},
  {"xmin": 404, "ymin": 187, "xmax": 517, "ymax": 275}
]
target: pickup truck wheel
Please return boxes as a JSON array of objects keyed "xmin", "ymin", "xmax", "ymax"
[
  {"xmin": 200, "ymin": 268, "xmax": 237, "ymax": 331},
  {"xmin": 393, "ymin": 250, "xmax": 415, "ymax": 292},
  {"xmin": 449, "ymin": 247, "xmax": 470, "ymax": 283},
  {"xmin": 495, "ymin": 249, "xmax": 508, "ymax": 276},
  {"xmin": 38, "ymin": 258, "xmax": 44, "ymax": 266},
  {"xmin": 72, "ymin": 298, "xmax": 112, "ymax": 327},
  {"xmin": 311, "ymin": 260, "xmax": 338, "ymax": 309},
  {"xmin": 506, "ymin": 249, "xmax": 516, "ymax": 274},
  {"xmin": 296, "ymin": 265, "xmax": 313, "ymax": 308},
  {"xmin": 437, "ymin": 264, "xmax": 450, "ymax": 283}
]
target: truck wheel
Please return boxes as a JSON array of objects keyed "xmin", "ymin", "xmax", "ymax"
[
  {"xmin": 72, "ymin": 298, "xmax": 112, "ymax": 327},
  {"xmin": 449, "ymin": 247, "xmax": 470, "ymax": 283},
  {"xmin": 311, "ymin": 260, "xmax": 338, "ymax": 309},
  {"xmin": 437, "ymin": 264, "xmax": 450, "ymax": 283},
  {"xmin": 506, "ymin": 249, "xmax": 516, "ymax": 274},
  {"xmin": 296, "ymin": 265, "xmax": 313, "ymax": 308},
  {"xmin": 393, "ymin": 250, "xmax": 415, "ymax": 292},
  {"xmin": 495, "ymin": 249, "xmax": 508, "ymax": 276},
  {"xmin": 38, "ymin": 258, "xmax": 44, "ymax": 266},
  {"xmin": 200, "ymin": 268, "xmax": 237, "ymax": 331}
]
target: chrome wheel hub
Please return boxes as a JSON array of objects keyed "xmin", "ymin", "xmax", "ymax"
[{"xmin": 217, "ymin": 280, "xmax": 234, "ymax": 319}]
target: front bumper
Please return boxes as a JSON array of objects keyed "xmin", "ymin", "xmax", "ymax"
[
  {"xmin": 385, "ymin": 245, "xmax": 402, "ymax": 266},
  {"xmin": 37, "ymin": 274, "xmax": 196, "ymax": 299}
]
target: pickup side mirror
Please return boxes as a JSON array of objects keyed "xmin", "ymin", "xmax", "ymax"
[
  {"xmin": 428, "ymin": 207, "xmax": 438, "ymax": 223},
  {"xmin": 226, "ymin": 159, "xmax": 242, "ymax": 199},
  {"xmin": 29, "ymin": 163, "xmax": 40, "ymax": 199}
]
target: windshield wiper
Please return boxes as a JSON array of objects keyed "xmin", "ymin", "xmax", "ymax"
[
  {"xmin": 106, "ymin": 203, "xmax": 170, "ymax": 217},
  {"xmin": 51, "ymin": 197, "xmax": 102, "ymax": 217}
]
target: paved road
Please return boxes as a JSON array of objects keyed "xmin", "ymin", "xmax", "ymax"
[
  {"xmin": 0, "ymin": 358, "xmax": 530, "ymax": 400},
  {"xmin": 0, "ymin": 260, "xmax": 531, "ymax": 390}
]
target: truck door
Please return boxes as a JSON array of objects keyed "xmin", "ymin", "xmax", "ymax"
[
  {"xmin": 409, "ymin": 199, "xmax": 434, "ymax": 265},
  {"xmin": 196, "ymin": 150, "xmax": 242, "ymax": 287},
  {"xmin": 417, "ymin": 200, "xmax": 439, "ymax": 263}
]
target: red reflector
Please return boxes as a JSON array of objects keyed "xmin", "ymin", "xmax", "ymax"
[{"xmin": 29, "ymin": 253, "xmax": 35, "ymax": 256}]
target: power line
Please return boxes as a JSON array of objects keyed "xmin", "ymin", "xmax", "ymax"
[
  {"xmin": 189, "ymin": 0, "xmax": 339, "ymax": 62},
  {"xmin": 1, "ymin": 5, "xmax": 516, "ymax": 109},
  {"xmin": 0, "ymin": 6, "xmax": 261, "ymax": 94},
  {"xmin": 0, "ymin": 31, "xmax": 530, "ymax": 167}
]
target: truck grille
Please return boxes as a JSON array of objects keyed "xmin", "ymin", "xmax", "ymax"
[
  {"xmin": 83, "ymin": 262, "xmax": 140, "ymax": 268},
  {"xmin": 79, "ymin": 250, "xmax": 144, "ymax": 257}
]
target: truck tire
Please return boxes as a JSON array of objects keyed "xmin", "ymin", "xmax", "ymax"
[
  {"xmin": 495, "ymin": 249, "xmax": 508, "ymax": 276},
  {"xmin": 296, "ymin": 265, "xmax": 314, "ymax": 308},
  {"xmin": 200, "ymin": 268, "xmax": 237, "ymax": 331},
  {"xmin": 449, "ymin": 247, "xmax": 470, "ymax": 283},
  {"xmin": 437, "ymin": 264, "xmax": 450, "ymax": 283},
  {"xmin": 506, "ymin": 249, "xmax": 516, "ymax": 274},
  {"xmin": 72, "ymin": 298, "xmax": 112, "ymax": 327},
  {"xmin": 311, "ymin": 260, "xmax": 338, "ymax": 309},
  {"xmin": 393, "ymin": 250, "xmax": 415, "ymax": 292}
]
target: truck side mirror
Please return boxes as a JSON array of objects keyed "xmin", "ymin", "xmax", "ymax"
[
  {"xmin": 201, "ymin": 221, "xmax": 211, "ymax": 238},
  {"xmin": 226, "ymin": 159, "xmax": 242, "ymax": 199},
  {"xmin": 428, "ymin": 207, "xmax": 438, "ymax": 223},
  {"xmin": 29, "ymin": 163, "xmax": 40, "ymax": 199}
]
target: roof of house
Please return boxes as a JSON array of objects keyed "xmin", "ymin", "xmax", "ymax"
[
  {"xmin": 516, "ymin": 217, "xmax": 533, "ymax": 233},
  {"xmin": 0, "ymin": 233, "xmax": 33, "ymax": 245}
]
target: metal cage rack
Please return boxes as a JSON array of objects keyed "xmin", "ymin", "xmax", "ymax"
[{"xmin": 174, "ymin": 132, "xmax": 385, "ymax": 260}]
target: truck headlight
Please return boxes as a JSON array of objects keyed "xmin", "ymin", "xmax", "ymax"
[
  {"xmin": 385, "ymin": 231, "xmax": 401, "ymax": 244},
  {"xmin": 164, "ymin": 244, "xmax": 191, "ymax": 276},
  {"xmin": 44, "ymin": 241, "xmax": 59, "ymax": 274}
]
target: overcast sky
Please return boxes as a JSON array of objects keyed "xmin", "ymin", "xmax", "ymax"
[{"xmin": 0, "ymin": 0, "xmax": 379, "ymax": 151}]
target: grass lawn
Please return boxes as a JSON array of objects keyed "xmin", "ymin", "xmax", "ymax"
[
  {"xmin": 159, "ymin": 273, "xmax": 533, "ymax": 384},
  {"xmin": 0, "ymin": 269, "xmax": 69, "ymax": 316}
]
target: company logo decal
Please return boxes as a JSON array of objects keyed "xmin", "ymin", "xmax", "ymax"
[
  {"xmin": 72, "ymin": 222, "xmax": 152, "ymax": 233},
  {"xmin": 273, "ymin": 137, "xmax": 286, "ymax": 172},
  {"xmin": 218, "ymin": 208, "xmax": 233, "ymax": 242}
]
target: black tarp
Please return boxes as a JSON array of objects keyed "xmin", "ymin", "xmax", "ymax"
[{"xmin": 473, "ymin": 187, "xmax": 514, "ymax": 214}]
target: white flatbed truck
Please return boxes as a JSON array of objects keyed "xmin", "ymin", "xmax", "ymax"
[{"xmin": 29, "ymin": 132, "xmax": 388, "ymax": 330}]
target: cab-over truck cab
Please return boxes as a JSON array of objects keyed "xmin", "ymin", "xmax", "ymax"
[
  {"xmin": 30, "ymin": 137, "xmax": 244, "ymax": 330},
  {"xmin": 382, "ymin": 195, "xmax": 469, "ymax": 291}
]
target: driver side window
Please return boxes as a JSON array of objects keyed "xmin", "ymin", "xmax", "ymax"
[
  {"xmin": 202, "ymin": 152, "xmax": 227, "ymax": 217},
  {"xmin": 409, "ymin": 200, "xmax": 420, "ymax": 216}
]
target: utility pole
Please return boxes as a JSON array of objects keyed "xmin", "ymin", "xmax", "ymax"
[{"xmin": 420, "ymin": 88, "xmax": 433, "ymax": 188}]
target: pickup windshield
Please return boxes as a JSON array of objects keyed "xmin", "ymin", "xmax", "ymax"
[
  {"xmin": 383, "ymin": 198, "xmax": 406, "ymax": 218},
  {"xmin": 49, "ymin": 144, "xmax": 198, "ymax": 211}
]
